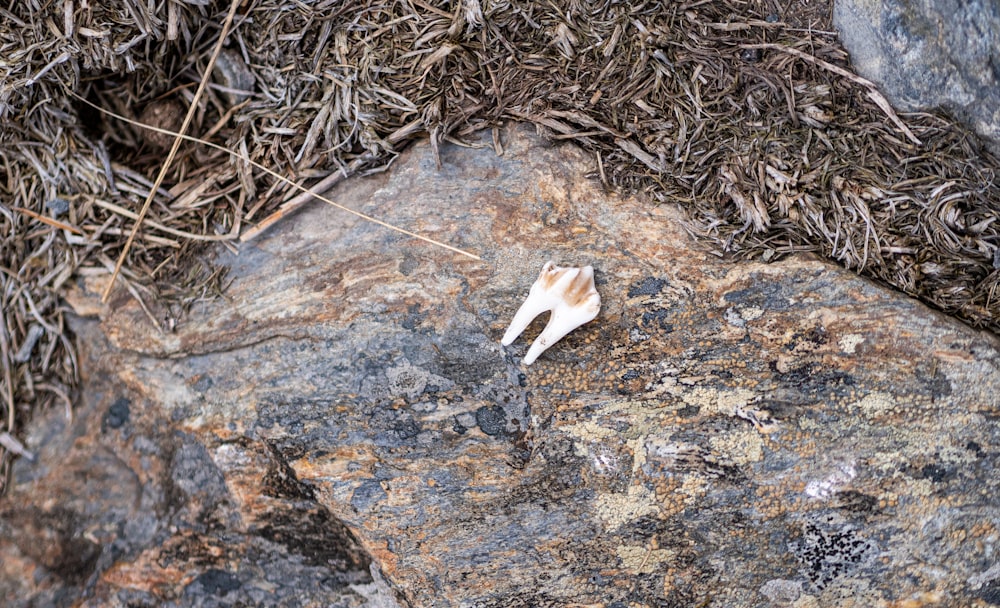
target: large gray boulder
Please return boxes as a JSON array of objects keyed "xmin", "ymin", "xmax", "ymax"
[
  {"xmin": 834, "ymin": 0, "xmax": 1000, "ymax": 153},
  {"xmin": 2, "ymin": 126, "xmax": 1000, "ymax": 606}
]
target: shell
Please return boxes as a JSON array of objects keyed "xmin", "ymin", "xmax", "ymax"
[{"xmin": 501, "ymin": 261, "xmax": 601, "ymax": 365}]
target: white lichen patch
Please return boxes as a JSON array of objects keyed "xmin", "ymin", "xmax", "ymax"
[
  {"xmin": 740, "ymin": 306, "xmax": 764, "ymax": 321},
  {"xmin": 791, "ymin": 595, "xmax": 820, "ymax": 608},
  {"xmin": 759, "ymin": 579, "xmax": 803, "ymax": 604},
  {"xmin": 935, "ymin": 357, "xmax": 994, "ymax": 408},
  {"xmin": 797, "ymin": 416, "xmax": 821, "ymax": 431},
  {"xmin": 615, "ymin": 544, "xmax": 676, "ymax": 574},
  {"xmin": 563, "ymin": 419, "xmax": 617, "ymax": 442},
  {"xmin": 595, "ymin": 484, "xmax": 659, "ymax": 530},
  {"xmin": 851, "ymin": 391, "xmax": 897, "ymax": 419},
  {"xmin": 682, "ymin": 386, "xmax": 758, "ymax": 418},
  {"xmin": 905, "ymin": 478, "xmax": 936, "ymax": 498},
  {"xmin": 867, "ymin": 427, "xmax": 943, "ymax": 473},
  {"xmin": 724, "ymin": 307, "xmax": 745, "ymax": 327},
  {"xmin": 385, "ymin": 361, "xmax": 429, "ymax": 399},
  {"xmin": 678, "ymin": 474, "xmax": 708, "ymax": 504},
  {"xmin": 817, "ymin": 576, "xmax": 885, "ymax": 607},
  {"xmin": 602, "ymin": 397, "xmax": 684, "ymax": 416},
  {"xmin": 627, "ymin": 436, "xmax": 648, "ymax": 475},
  {"xmin": 937, "ymin": 443, "xmax": 980, "ymax": 465},
  {"xmin": 868, "ymin": 450, "xmax": 904, "ymax": 474},
  {"xmin": 709, "ymin": 427, "xmax": 764, "ymax": 466},
  {"xmin": 566, "ymin": 398, "xmax": 687, "ymax": 477},
  {"xmin": 838, "ymin": 333, "xmax": 864, "ymax": 354},
  {"xmin": 383, "ymin": 360, "xmax": 453, "ymax": 400}
]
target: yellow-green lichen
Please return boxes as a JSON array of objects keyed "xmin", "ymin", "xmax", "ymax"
[
  {"xmin": 595, "ymin": 484, "xmax": 659, "ymax": 530},
  {"xmin": 563, "ymin": 419, "xmax": 617, "ymax": 442},
  {"xmin": 678, "ymin": 474, "xmax": 708, "ymax": 504},
  {"xmin": 792, "ymin": 595, "xmax": 820, "ymax": 608},
  {"xmin": 853, "ymin": 391, "xmax": 896, "ymax": 419},
  {"xmin": 709, "ymin": 427, "xmax": 764, "ymax": 465},
  {"xmin": 681, "ymin": 386, "xmax": 758, "ymax": 417}
]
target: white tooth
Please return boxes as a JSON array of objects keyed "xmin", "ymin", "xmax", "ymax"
[
  {"xmin": 501, "ymin": 261, "xmax": 601, "ymax": 364},
  {"xmin": 501, "ymin": 263, "xmax": 558, "ymax": 346}
]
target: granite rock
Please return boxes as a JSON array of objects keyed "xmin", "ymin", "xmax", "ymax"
[
  {"xmin": 834, "ymin": 0, "xmax": 1000, "ymax": 153},
  {"xmin": 2, "ymin": 125, "xmax": 1000, "ymax": 607}
]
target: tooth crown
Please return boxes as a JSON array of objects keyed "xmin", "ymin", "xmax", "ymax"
[{"xmin": 501, "ymin": 261, "xmax": 601, "ymax": 365}]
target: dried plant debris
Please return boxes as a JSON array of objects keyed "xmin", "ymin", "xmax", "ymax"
[{"xmin": 1, "ymin": 0, "xmax": 999, "ymax": 488}]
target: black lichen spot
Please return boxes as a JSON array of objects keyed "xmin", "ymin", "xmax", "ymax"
[
  {"xmin": 918, "ymin": 463, "xmax": 951, "ymax": 483},
  {"xmin": 677, "ymin": 404, "xmax": 700, "ymax": 418},
  {"xmin": 724, "ymin": 281, "xmax": 790, "ymax": 310},
  {"xmin": 628, "ymin": 277, "xmax": 667, "ymax": 297},
  {"xmin": 193, "ymin": 375, "xmax": 214, "ymax": 392},
  {"xmin": 401, "ymin": 303, "xmax": 424, "ymax": 330},
  {"xmin": 399, "ymin": 255, "xmax": 419, "ymax": 276},
  {"xmin": 434, "ymin": 331, "xmax": 506, "ymax": 385},
  {"xmin": 772, "ymin": 362, "xmax": 855, "ymax": 395},
  {"xmin": 918, "ymin": 367, "xmax": 952, "ymax": 399},
  {"xmin": 791, "ymin": 519, "xmax": 875, "ymax": 590},
  {"xmin": 393, "ymin": 417, "xmax": 421, "ymax": 440},
  {"xmin": 476, "ymin": 405, "xmax": 507, "ymax": 436},
  {"xmin": 192, "ymin": 569, "xmax": 241, "ymax": 596},
  {"xmin": 589, "ymin": 572, "xmax": 607, "ymax": 587},
  {"xmin": 640, "ymin": 308, "xmax": 674, "ymax": 332},
  {"xmin": 785, "ymin": 325, "xmax": 828, "ymax": 351},
  {"xmin": 102, "ymin": 397, "xmax": 130, "ymax": 431}
]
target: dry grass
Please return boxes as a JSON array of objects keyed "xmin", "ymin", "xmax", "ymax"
[{"xmin": 1, "ymin": 0, "xmax": 999, "ymax": 492}]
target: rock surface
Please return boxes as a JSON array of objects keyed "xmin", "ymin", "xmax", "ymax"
[
  {"xmin": 3, "ymin": 125, "xmax": 1000, "ymax": 607},
  {"xmin": 834, "ymin": 0, "xmax": 1000, "ymax": 153}
]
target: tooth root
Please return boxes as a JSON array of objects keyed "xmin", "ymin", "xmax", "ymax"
[
  {"xmin": 522, "ymin": 293, "xmax": 600, "ymax": 365},
  {"xmin": 501, "ymin": 263, "xmax": 561, "ymax": 345},
  {"xmin": 501, "ymin": 261, "xmax": 601, "ymax": 364},
  {"xmin": 501, "ymin": 298, "xmax": 549, "ymax": 346}
]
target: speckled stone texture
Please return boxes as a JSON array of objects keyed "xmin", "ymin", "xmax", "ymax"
[
  {"xmin": 2, "ymin": 125, "xmax": 1000, "ymax": 607},
  {"xmin": 834, "ymin": 0, "xmax": 1000, "ymax": 153}
]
